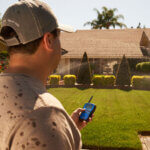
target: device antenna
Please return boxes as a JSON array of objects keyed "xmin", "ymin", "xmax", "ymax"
[{"xmin": 88, "ymin": 96, "xmax": 93, "ymax": 103}]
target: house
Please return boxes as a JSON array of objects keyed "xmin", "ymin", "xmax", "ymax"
[
  {"xmin": 0, "ymin": 29, "xmax": 150, "ymax": 76},
  {"xmin": 57, "ymin": 28, "xmax": 150, "ymax": 76}
]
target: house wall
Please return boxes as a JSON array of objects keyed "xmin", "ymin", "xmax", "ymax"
[
  {"xmin": 70, "ymin": 58, "xmax": 81, "ymax": 75},
  {"xmin": 56, "ymin": 58, "xmax": 120, "ymax": 77},
  {"xmin": 56, "ymin": 58, "xmax": 70, "ymax": 77},
  {"xmin": 56, "ymin": 57, "xmax": 150, "ymax": 77}
]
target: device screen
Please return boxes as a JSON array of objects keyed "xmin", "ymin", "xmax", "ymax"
[{"xmin": 86, "ymin": 104, "xmax": 93, "ymax": 111}]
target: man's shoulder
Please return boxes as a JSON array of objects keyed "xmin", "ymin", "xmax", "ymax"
[
  {"xmin": 0, "ymin": 73, "xmax": 46, "ymax": 93},
  {"xmin": 0, "ymin": 73, "xmax": 46, "ymax": 98},
  {"xmin": 0, "ymin": 73, "xmax": 37, "ymax": 102},
  {"xmin": 35, "ymin": 92, "xmax": 64, "ymax": 110}
]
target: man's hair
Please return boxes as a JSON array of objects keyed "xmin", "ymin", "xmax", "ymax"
[{"xmin": 1, "ymin": 27, "xmax": 58, "ymax": 55}]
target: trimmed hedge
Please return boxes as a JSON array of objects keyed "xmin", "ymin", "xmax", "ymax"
[
  {"xmin": 136, "ymin": 62, "xmax": 150, "ymax": 73},
  {"xmin": 92, "ymin": 75, "xmax": 115, "ymax": 87},
  {"xmin": 131, "ymin": 75, "xmax": 150, "ymax": 89},
  {"xmin": 49, "ymin": 75, "xmax": 61, "ymax": 85},
  {"xmin": 63, "ymin": 75, "xmax": 76, "ymax": 86}
]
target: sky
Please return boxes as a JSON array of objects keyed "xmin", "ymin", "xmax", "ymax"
[{"xmin": 0, "ymin": 0, "xmax": 150, "ymax": 30}]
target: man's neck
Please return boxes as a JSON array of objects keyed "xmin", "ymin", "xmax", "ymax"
[
  {"xmin": 4, "ymin": 66, "xmax": 47, "ymax": 85},
  {"xmin": 5, "ymin": 54, "xmax": 49, "ymax": 85}
]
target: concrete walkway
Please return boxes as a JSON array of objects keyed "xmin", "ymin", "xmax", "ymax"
[{"xmin": 140, "ymin": 135, "xmax": 150, "ymax": 150}]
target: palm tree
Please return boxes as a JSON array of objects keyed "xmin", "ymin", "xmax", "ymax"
[{"xmin": 84, "ymin": 6, "xmax": 127, "ymax": 29}]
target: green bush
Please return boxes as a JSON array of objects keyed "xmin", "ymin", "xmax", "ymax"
[
  {"xmin": 115, "ymin": 55, "xmax": 131, "ymax": 87},
  {"xmin": 136, "ymin": 62, "xmax": 150, "ymax": 73},
  {"xmin": 131, "ymin": 75, "xmax": 150, "ymax": 89},
  {"xmin": 63, "ymin": 75, "xmax": 76, "ymax": 86},
  {"xmin": 127, "ymin": 58, "xmax": 147, "ymax": 71},
  {"xmin": 113, "ymin": 64, "xmax": 119, "ymax": 75},
  {"xmin": 92, "ymin": 75, "xmax": 105, "ymax": 86},
  {"xmin": 77, "ymin": 52, "xmax": 92, "ymax": 84},
  {"xmin": 136, "ymin": 63, "xmax": 141, "ymax": 72},
  {"xmin": 49, "ymin": 75, "xmax": 61, "ymax": 85},
  {"xmin": 92, "ymin": 75, "xmax": 115, "ymax": 87},
  {"xmin": 104, "ymin": 75, "xmax": 116, "ymax": 86}
]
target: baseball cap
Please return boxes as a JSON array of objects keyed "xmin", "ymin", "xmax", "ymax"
[{"xmin": 0, "ymin": 0, "xmax": 74, "ymax": 47}]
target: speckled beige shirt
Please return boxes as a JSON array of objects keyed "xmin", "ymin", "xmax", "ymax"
[{"xmin": 0, "ymin": 73, "xmax": 82, "ymax": 150}]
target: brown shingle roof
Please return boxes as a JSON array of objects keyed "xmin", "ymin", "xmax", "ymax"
[
  {"xmin": 60, "ymin": 28, "xmax": 150, "ymax": 58},
  {"xmin": 144, "ymin": 29, "xmax": 150, "ymax": 40}
]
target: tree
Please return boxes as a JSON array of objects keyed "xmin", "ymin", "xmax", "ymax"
[
  {"xmin": 115, "ymin": 55, "xmax": 131, "ymax": 87},
  {"xmin": 113, "ymin": 63, "xmax": 119, "ymax": 75},
  {"xmin": 84, "ymin": 6, "xmax": 127, "ymax": 29},
  {"xmin": 137, "ymin": 22, "xmax": 141, "ymax": 29},
  {"xmin": 77, "ymin": 52, "xmax": 92, "ymax": 84},
  {"xmin": 136, "ymin": 22, "xmax": 146, "ymax": 29},
  {"xmin": 131, "ymin": 22, "xmax": 146, "ymax": 29}
]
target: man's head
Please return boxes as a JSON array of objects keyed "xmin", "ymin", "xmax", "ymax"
[{"xmin": 0, "ymin": 0, "xmax": 72, "ymax": 77}]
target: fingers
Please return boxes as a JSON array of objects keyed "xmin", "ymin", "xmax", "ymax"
[
  {"xmin": 79, "ymin": 121, "xmax": 87, "ymax": 130},
  {"xmin": 83, "ymin": 121, "xmax": 87, "ymax": 126},
  {"xmin": 71, "ymin": 108, "xmax": 86, "ymax": 121},
  {"xmin": 75, "ymin": 108, "xmax": 85, "ymax": 114},
  {"xmin": 88, "ymin": 117, "xmax": 92, "ymax": 122},
  {"xmin": 88, "ymin": 114, "xmax": 94, "ymax": 122},
  {"xmin": 78, "ymin": 115, "xmax": 95, "ymax": 130}
]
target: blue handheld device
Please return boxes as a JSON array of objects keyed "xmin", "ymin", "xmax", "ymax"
[{"xmin": 79, "ymin": 96, "xmax": 96, "ymax": 122}]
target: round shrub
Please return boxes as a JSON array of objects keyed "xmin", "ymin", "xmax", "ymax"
[
  {"xmin": 92, "ymin": 75, "xmax": 105, "ymax": 87},
  {"xmin": 131, "ymin": 76, "xmax": 144, "ymax": 88},
  {"xmin": 142, "ymin": 76, "xmax": 150, "ymax": 89},
  {"xmin": 136, "ymin": 62, "xmax": 150, "ymax": 73},
  {"xmin": 136, "ymin": 63, "xmax": 141, "ymax": 72},
  {"xmin": 104, "ymin": 75, "xmax": 115, "ymax": 87},
  {"xmin": 63, "ymin": 75, "xmax": 76, "ymax": 86},
  {"xmin": 92, "ymin": 75, "xmax": 115, "ymax": 87},
  {"xmin": 141, "ymin": 62, "xmax": 150, "ymax": 72},
  {"xmin": 131, "ymin": 75, "xmax": 150, "ymax": 89},
  {"xmin": 49, "ymin": 75, "xmax": 61, "ymax": 85}
]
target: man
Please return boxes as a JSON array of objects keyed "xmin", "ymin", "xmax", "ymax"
[{"xmin": 0, "ymin": 0, "xmax": 93, "ymax": 149}]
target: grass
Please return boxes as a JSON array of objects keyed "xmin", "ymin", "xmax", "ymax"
[{"xmin": 47, "ymin": 88, "xmax": 150, "ymax": 149}]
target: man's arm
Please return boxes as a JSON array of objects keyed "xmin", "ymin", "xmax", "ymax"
[{"xmin": 11, "ymin": 107, "xmax": 81, "ymax": 150}]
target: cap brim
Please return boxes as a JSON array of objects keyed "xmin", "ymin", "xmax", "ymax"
[{"xmin": 57, "ymin": 24, "xmax": 75, "ymax": 33}]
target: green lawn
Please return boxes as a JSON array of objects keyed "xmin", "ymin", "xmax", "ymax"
[{"xmin": 47, "ymin": 88, "xmax": 150, "ymax": 150}]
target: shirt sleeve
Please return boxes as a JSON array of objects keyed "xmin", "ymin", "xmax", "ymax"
[{"xmin": 10, "ymin": 107, "xmax": 81, "ymax": 150}]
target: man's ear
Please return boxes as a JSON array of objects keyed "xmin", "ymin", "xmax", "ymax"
[{"xmin": 43, "ymin": 32, "xmax": 53, "ymax": 50}]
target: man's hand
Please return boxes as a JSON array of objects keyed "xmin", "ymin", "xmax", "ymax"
[{"xmin": 71, "ymin": 108, "xmax": 93, "ymax": 131}]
